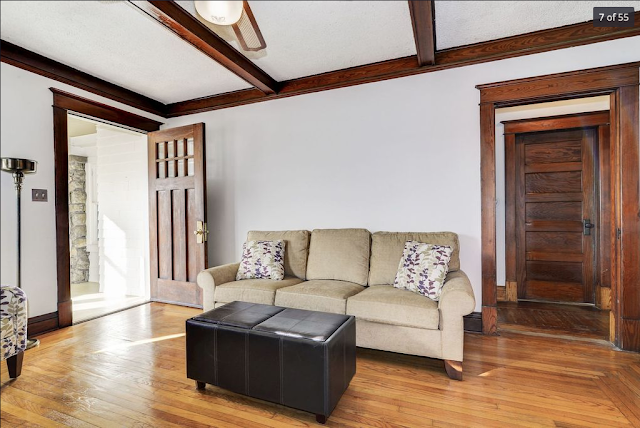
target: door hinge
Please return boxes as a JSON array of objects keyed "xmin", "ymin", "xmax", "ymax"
[
  {"xmin": 194, "ymin": 221, "xmax": 209, "ymax": 243},
  {"xmin": 617, "ymin": 228, "xmax": 621, "ymax": 240}
]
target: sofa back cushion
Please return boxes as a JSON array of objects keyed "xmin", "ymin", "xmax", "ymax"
[
  {"xmin": 247, "ymin": 230, "xmax": 310, "ymax": 279},
  {"xmin": 306, "ymin": 229, "xmax": 371, "ymax": 286},
  {"xmin": 369, "ymin": 231, "xmax": 460, "ymax": 285}
]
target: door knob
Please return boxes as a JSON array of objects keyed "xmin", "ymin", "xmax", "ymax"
[
  {"xmin": 194, "ymin": 221, "xmax": 209, "ymax": 243},
  {"xmin": 583, "ymin": 219, "xmax": 594, "ymax": 235}
]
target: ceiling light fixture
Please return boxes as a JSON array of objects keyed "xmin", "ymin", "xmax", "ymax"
[{"xmin": 194, "ymin": 1, "xmax": 243, "ymax": 26}]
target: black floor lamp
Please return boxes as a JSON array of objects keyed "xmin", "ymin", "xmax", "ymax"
[{"xmin": 1, "ymin": 157, "xmax": 40, "ymax": 349}]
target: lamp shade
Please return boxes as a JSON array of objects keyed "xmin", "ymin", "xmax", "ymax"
[
  {"xmin": 1, "ymin": 158, "xmax": 37, "ymax": 175},
  {"xmin": 195, "ymin": 1, "xmax": 243, "ymax": 26}
]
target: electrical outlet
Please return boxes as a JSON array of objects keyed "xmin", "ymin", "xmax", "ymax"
[{"xmin": 32, "ymin": 189, "xmax": 48, "ymax": 202}]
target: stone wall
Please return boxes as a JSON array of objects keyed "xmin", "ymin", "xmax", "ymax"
[{"xmin": 69, "ymin": 155, "xmax": 89, "ymax": 283}]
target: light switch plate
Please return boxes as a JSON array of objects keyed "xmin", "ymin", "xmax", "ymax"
[{"xmin": 32, "ymin": 189, "xmax": 48, "ymax": 202}]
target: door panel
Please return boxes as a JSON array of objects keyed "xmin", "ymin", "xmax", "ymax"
[
  {"xmin": 516, "ymin": 128, "xmax": 596, "ymax": 303},
  {"xmin": 148, "ymin": 123, "xmax": 207, "ymax": 307}
]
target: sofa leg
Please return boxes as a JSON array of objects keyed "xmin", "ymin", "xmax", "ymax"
[
  {"xmin": 444, "ymin": 360, "xmax": 463, "ymax": 381},
  {"xmin": 7, "ymin": 351, "xmax": 24, "ymax": 379}
]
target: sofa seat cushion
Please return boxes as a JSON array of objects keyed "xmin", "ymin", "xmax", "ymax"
[
  {"xmin": 215, "ymin": 277, "xmax": 303, "ymax": 305},
  {"xmin": 369, "ymin": 232, "xmax": 460, "ymax": 285},
  {"xmin": 346, "ymin": 285, "xmax": 439, "ymax": 330},
  {"xmin": 247, "ymin": 230, "xmax": 310, "ymax": 279},
  {"xmin": 306, "ymin": 229, "xmax": 371, "ymax": 285},
  {"xmin": 274, "ymin": 280, "xmax": 364, "ymax": 314}
]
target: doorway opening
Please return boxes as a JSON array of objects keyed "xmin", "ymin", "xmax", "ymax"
[
  {"xmin": 67, "ymin": 115, "xmax": 150, "ymax": 323},
  {"xmin": 495, "ymin": 97, "xmax": 611, "ymax": 341}
]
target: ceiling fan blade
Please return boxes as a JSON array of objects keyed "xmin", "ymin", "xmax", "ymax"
[{"xmin": 232, "ymin": 1, "xmax": 266, "ymax": 52}]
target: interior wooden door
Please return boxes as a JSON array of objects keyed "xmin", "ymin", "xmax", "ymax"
[
  {"xmin": 148, "ymin": 123, "xmax": 207, "ymax": 307},
  {"xmin": 515, "ymin": 128, "xmax": 596, "ymax": 303}
]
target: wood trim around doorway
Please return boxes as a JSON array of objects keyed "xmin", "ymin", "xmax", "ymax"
[
  {"xmin": 51, "ymin": 89, "xmax": 163, "ymax": 329},
  {"xmin": 476, "ymin": 62, "xmax": 640, "ymax": 352}
]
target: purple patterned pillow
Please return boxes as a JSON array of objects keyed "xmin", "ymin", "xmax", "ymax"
[
  {"xmin": 236, "ymin": 240, "xmax": 285, "ymax": 280},
  {"xmin": 393, "ymin": 241, "xmax": 453, "ymax": 301}
]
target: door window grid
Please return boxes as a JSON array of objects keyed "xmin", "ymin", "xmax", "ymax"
[{"xmin": 156, "ymin": 138, "xmax": 195, "ymax": 178}]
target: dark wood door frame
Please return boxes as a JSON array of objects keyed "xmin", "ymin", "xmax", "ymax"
[
  {"xmin": 476, "ymin": 62, "xmax": 640, "ymax": 352},
  {"xmin": 503, "ymin": 111, "xmax": 611, "ymax": 305},
  {"xmin": 52, "ymin": 88, "xmax": 163, "ymax": 328}
]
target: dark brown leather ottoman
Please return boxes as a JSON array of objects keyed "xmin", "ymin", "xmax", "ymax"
[{"xmin": 186, "ymin": 301, "xmax": 356, "ymax": 424}]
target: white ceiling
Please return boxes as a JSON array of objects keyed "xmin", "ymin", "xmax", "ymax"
[
  {"xmin": 436, "ymin": 1, "xmax": 640, "ymax": 50},
  {"xmin": 178, "ymin": 1, "xmax": 417, "ymax": 81},
  {"xmin": 0, "ymin": 1, "xmax": 251, "ymax": 103},
  {"xmin": 1, "ymin": 1, "xmax": 637, "ymax": 104}
]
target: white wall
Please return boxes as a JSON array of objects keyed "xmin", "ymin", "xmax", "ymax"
[
  {"xmin": 495, "ymin": 96, "xmax": 611, "ymax": 286},
  {"xmin": 95, "ymin": 125, "xmax": 149, "ymax": 298},
  {"xmin": 165, "ymin": 36, "xmax": 640, "ymax": 312},
  {"xmin": 0, "ymin": 63, "xmax": 164, "ymax": 317}
]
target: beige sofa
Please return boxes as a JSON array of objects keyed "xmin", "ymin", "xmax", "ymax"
[{"xmin": 197, "ymin": 229, "xmax": 475, "ymax": 379}]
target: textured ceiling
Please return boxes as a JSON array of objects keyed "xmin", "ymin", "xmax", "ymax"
[
  {"xmin": 0, "ymin": 1, "xmax": 251, "ymax": 103},
  {"xmin": 68, "ymin": 116, "xmax": 97, "ymax": 138},
  {"xmin": 179, "ymin": 1, "xmax": 417, "ymax": 82},
  {"xmin": 436, "ymin": 1, "xmax": 640, "ymax": 50}
]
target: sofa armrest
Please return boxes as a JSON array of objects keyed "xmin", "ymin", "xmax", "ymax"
[
  {"xmin": 196, "ymin": 263, "xmax": 239, "ymax": 311},
  {"xmin": 438, "ymin": 270, "xmax": 475, "ymax": 317},
  {"xmin": 1, "ymin": 285, "xmax": 28, "ymax": 360},
  {"xmin": 437, "ymin": 270, "xmax": 476, "ymax": 362}
]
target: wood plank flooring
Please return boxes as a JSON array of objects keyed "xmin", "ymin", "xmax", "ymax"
[
  {"xmin": 2, "ymin": 303, "xmax": 639, "ymax": 427},
  {"xmin": 498, "ymin": 301, "xmax": 610, "ymax": 340}
]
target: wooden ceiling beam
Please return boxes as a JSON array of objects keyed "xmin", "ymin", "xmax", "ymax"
[
  {"xmin": 166, "ymin": 11, "xmax": 640, "ymax": 117},
  {"xmin": 408, "ymin": 1, "xmax": 436, "ymax": 66},
  {"xmin": 0, "ymin": 39, "xmax": 166, "ymax": 117},
  {"xmin": 129, "ymin": 1, "xmax": 278, "ymax": 95}
]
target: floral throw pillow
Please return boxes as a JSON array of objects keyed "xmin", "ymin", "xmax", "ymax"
[
  {"xmin": 236, "ymin": 240, "xmax": 285, "ymax": 281},
  {"xmin": 393, "ymin": 241, "xmax": 453, "ymax": 301}
]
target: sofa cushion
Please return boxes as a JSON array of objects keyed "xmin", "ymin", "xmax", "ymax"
[
  {"xmin": 369, "ymin": 232, "xmax": 460, "ymax": 285},
  {"xmin": 274, "ymin": 280, "xmax": 364, "ymax": 314},
  {"xmin": 306, "ymin": 229, "xmax": 371, "ymax": 285},
  {"xmin": 393, "ymin": 241, "xmax": 453, "ymax": 301},
  {"xmin": 247, "ymin": 230, "xmax": 310, "ymax": 279},
  {"xmin": 215, "ymin": 277, "xmax": 303, "ymax": 305},
  {"xmin": 346, "ymin": 285, "xmax": 439, "ymax": 330}
]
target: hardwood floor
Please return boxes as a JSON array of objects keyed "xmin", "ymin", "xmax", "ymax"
[
  {"xmin": 2, "ymin": 303, "xmax": 639, "ymax": 427},
  {"xmin": 498, "ymin": 301, "xmax": 610, "ymax": 341}
]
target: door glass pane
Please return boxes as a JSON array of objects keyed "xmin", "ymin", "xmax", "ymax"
[
  {"xmin": 177, "ymin": 139, "xmax": 185, "ymax": 157},
  {"xmin": 157, "ymin": 142, "xmax": 165, "ymax": 159},
  {"xmin": 167, "ymin": 160, "xmax": 175, "ymax": 178},
  {"xmin": 158, "ymin": 161, "xmax": 165, "ymax": 179},
  {"xmin": 177, "ymin": 159, "xmax": 185, "ymax": 177},
  {"xmin": 167, "ymin": 141, "xmax": 175, "ymax": 158},
  {"xmin": 187, "ymin": 159, "xmax": 194, "ymax": 176},
  {"xmin": 187, "ymin": 138, "xmax": 194, "ymax": 156}
]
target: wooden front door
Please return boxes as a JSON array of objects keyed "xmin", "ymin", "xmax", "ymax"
[
  {"xmin": 148, "ymin": 123, "xmax": 207, "ymax": 307},
  {"xmin": 515, "ymin": 128, "xmax": 596, "ymax": 303}
]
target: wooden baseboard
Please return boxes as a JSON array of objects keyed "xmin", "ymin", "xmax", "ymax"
[
  {"xmin": 506, "ymin": 281, "xmax": 518, "ymax": 302},
  {"xmin": 463, "ymin": 312, "xmax": 482, "ymax": 333},
  {"xmin": 28, "ymin": 311, "xmax": 59, "ymax": 336},
  {"xmin": 596, "ymin": 287, "xmax": 612, "ymax": 310},
  {"xmin": 497, "ymin": 287, "xmax": 506, "ymax": 302}
]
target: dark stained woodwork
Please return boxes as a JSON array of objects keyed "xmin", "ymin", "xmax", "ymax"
[
  {"xmin": 1, "ymin": 40, "xmax": 166, "ymax": 116},
  {"xmin": 516, "ymin": 129, "xmax": 596, "ymax": 303},
  {"xmin": 615, "ymin": 84, "xmax": 640, "ymax": 352},
  {"xmin": 479, "ymin": 63, "xmax": 639, "ymax": 349},
  {"xmin": 52, "ymin": 91, "xmax": 161, "ymax": 331},
  {"xmin": 524, "ymin": 162, "xmax": 583, "ymax": 173},
  {"xmin": 498, "ymin": 301, "xmax": 609, "ymax": 340},
  {"xmin": 52, "ymin": 106, "xmax": 72, "ymax": 328},
  {"xmin": 50, "ymin": 89, "xmax": 163, "ymax": 132},
  {"xmin": 504, "ymin": 134, "xmax": 516, "ymax": 283},
  {"xmin": 6, "ymin": 351, "xmax": 23, "ymax": 379},
  {"xmin": 408, "ymin": 1, "xmax": 436, "ymax": 66},
  {"xmin": 597, "ymin": 125, "xmax": 612, "ymax": 310},
  {"xmin": 443, "ymin": 360, "xmax": 463, "ymax": 381},
  {"xmin": 462, "ymin": 312, "xmax": 482, "ymax": 333},
  {"xmin": 503, "ymin": 111, "xmax": 610, "ymax": 134},
  {"xmin": 165, "ymin": 18, "xmax": 640, "ymax": 117},
  {"xmin": 148, "ymin": 124, "xmax": 207, "ymax": 308},
  {"xmin": 478, "ymin": 62, "xmax": 640, "ymax": 106},
  {"xmin": 129, "ymin": 1, "xmax": 278, "ymax": 95},
  {"xmin": 27, "ymin": 312, "xmax": 59, "ymax": 337},
  {"xmin": 480, "ymin": 103, "xmax": 497, "ymax": 335},
  {"xmin": 4, "ymin": 303, "xmax": 639, "ymax": 427}
]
